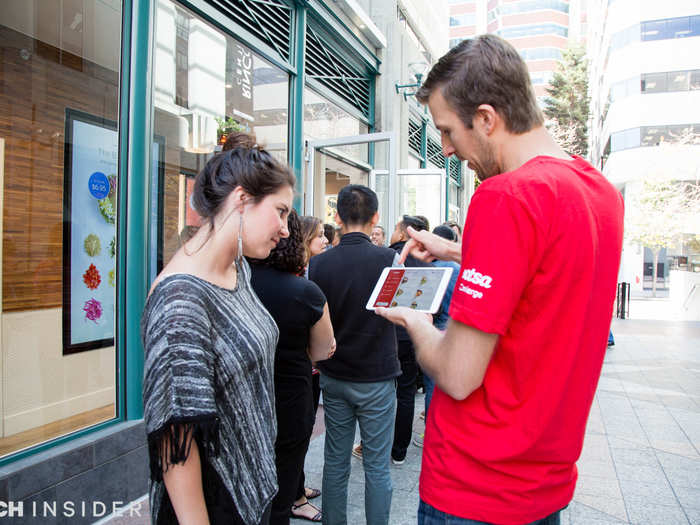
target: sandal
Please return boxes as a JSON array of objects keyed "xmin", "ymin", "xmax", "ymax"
[
  {"xmin": 291, "ymin": 501, "xmax": 322, "ymax": 522},
  {"xmin": 304, "ymin": 487, "xmax": 321, "ymax": 500}
]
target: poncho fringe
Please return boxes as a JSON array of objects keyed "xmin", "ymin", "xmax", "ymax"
[{"xmin": 147, "ymin": 415, "xmax": 221, "ymax": 481}]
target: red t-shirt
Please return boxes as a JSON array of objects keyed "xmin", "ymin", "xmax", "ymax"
[{"xmin": 420, "ymin": 156, "xmax": 624, "ymax": 524}]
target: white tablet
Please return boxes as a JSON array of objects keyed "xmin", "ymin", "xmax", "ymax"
[{"xmin": 366, "ymin": 267, "xmax": 454, "ymax": 314}]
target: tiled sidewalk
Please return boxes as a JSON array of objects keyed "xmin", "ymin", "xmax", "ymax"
[
  {"xmin": 295, "ymin": 319, "xmax": 700, "ymax": 525},
  {"xmin": 104, "ymin": 319, "xmax": 700, "ymax": 524}
]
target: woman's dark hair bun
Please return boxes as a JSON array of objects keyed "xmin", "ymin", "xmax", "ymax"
[
  {"xmin": 192, "ymin": 132, "xmax": 295, "ymax": 227},
  {"xmin": 222, "ymin": 132, "xmax": 257, "ymax": 151}
]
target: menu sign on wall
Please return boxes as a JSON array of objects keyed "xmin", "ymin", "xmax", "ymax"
[{"xmin": 62, "ymin": 109, "xmax": 117, "ymax": 354}]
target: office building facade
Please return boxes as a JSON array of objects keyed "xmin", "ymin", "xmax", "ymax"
[
  {"xmin": 587, "ymin": 0, "xmax": 700, "ymax": 305},
  {"xmin": 449, "ymin": 0, "xmax": 586, "ymax": 98}
]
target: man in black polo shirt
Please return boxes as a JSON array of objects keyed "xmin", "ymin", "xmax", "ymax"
[{"xmin": 309, "ymin": 184, "xmax": 400, "ymax": 525}]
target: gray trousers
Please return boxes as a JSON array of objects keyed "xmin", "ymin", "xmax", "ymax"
[{"xmin": 320, "ymin": 374, "xmax": 397, "ymax": 525}]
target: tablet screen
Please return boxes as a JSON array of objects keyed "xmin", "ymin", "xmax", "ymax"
[{"xmin": 367, "ymin": 267, "xmax": 453, "ymax": 313}]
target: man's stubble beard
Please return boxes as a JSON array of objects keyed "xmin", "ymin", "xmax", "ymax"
[{"xmin": 473, "ymin": 133, "xmax": 501, "ymax": 182}]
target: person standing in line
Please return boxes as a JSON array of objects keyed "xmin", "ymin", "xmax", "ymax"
[
  {"xmin": 423, "ymin": 225, "xmax": 460, "ymax": 416},
  {"xmin": 444, "ymin": 220, "xmax": 462, "ymax": 243},
  {"xmin": 387, "ymin": 215, "xmax": 431, "ymax": 464},
  {"xmin": 332, "ymin": 226, "xmax": 342, "ymax": 247},
  {"xmin": 309, "ymin": 184, "xmax": 401, "ymax": 525},
  {"xmin": 249, "ymin": 210, "xmax": 336, "ymax": 524},
  {"xmin": 291, "ymin": 215, "xmax": 330, "ymax": 509},
  {"xmin": 323, "ymin": 224, "xmax": 336, "ymax": 250},
  {"xmin": 377, "ymin": 34, "xmax": 624, "ymax": 525},
  {"xmin": 370, "ymin": 225, "xmax": 386, "ymax": 246},
  {"xmin": 301, "ymin": 216, "xmax": 329, "ymax": 270},
  {"xmin": 301, "ymin": 215, "xmax": 330, "ymax": 412},
  {"xmin": 142, "ymin": 133, "xmax": 295, "ymax": 525}
]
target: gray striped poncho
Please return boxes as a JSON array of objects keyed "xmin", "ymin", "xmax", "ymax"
[{"xmin": 141, "ymin": 258, "xmax": 279, "ymax": 525}]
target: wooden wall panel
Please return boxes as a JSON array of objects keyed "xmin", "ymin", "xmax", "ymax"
[
  {"xmin": 0, "ymin": 26, "xmax": 118, "ymax": 311},
  {"xmin": 161, "ymin": 161, "xmax": 183, "ymax": 267}
]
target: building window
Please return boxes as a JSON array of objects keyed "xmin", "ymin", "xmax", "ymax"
[
  {"xmin": 641, "ymin": 72, "xmax": 668, "ymax": 93},
  {"xmin": 610, "ymin": 69, "xmax": 700, "ymax": 102},
  {"xmin": 691, "ymin": 70, "xmax": 700, "ymax": 90},
  {"xmin": 610, "ymin": 23, "xmax": 640, "ymax": 50},
  {"xmin": 520, "ymin": 47, "xmax": 563, "ymax": 61},
  {"xmin": 498, "ymin": 0, "xmax": 569, "ymax": 16},
  {"xmin": 498, "ymin": 23, "xmax": 568, "ymax": 39},
  {"xmin": 0, "ymin": 0, "xmax": 123, "ymax": 457},
  {"xmin": 304, "ymin": 86, "xmax": 369, "ymax": 163},
  {"xmin": 150, "ymin": 0, "xmax": 290, "ymax": 271},
  {"xmin": 641, "ymin": 16, "xmax": 700, "ymax": 41},
  {"xmin": 304, "ymin": 86, "xmax": 370, "ymax": 225},
  {"xmin": 530, "ymin": 71, "xmax": 554, "ymax": 85},
  {"xmin": 609, "ymin": 75, "xmax": 640, "ymax": 102},
  {"xmin": 611, "ymin": 124, "xmax": 699, "ymax": 151},
  {"xmin": 667, "ymin": 71, "xmax": 689, "ymax": 92},
  {"xmin": 450, "ymin": 13, "xmax": 477, "ymax": 27},
  {"xmin": 610, "ymin": 128, "xmax": 641, "ymax": 151},
  {"xmin": 639, "ymin": 69, "xmax": 700, "ymax": 94}
]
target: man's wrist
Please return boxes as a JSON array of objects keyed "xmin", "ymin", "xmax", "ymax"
[{"xmin": 450, "ymin": 241, "xmax": 462, "ymax": 264}]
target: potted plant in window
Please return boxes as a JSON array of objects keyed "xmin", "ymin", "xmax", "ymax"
[{"xmin": 215, "ymin": 116, "xmax": 244, "ymax": 147}]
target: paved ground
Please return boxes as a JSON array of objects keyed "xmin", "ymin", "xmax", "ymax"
[
  {"xmin": 298, "ymin": 318, "xmax": 700, "ymax": 525},
  {"xmin": 103, "ymin": 318, "xmax": 700, "ymax": 524}
]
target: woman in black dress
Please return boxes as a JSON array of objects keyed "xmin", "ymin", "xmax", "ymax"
[{"xmin": 250, "ymin": 210, "xmax": 335, "ymax": 524}]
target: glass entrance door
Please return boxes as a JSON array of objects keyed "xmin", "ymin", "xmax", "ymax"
[
  {"xmin": 306, "ymin": 132, "xmax": 396, "ymax": 228},
  {"xmin": 373, "ymin": 168, "xmax": 446, "ymax": 232}
]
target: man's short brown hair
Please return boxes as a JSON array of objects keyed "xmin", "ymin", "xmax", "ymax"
[{"xmin": 416, "ymin": 34, "xmax": 543, "ymax": 134}]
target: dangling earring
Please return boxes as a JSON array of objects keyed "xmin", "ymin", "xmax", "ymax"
[{"xmin": 236, "ymin": 211, "xmax": 244, "ymax": 264}]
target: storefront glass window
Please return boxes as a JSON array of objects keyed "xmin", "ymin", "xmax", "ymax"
[
  {"xmin": 0, "ymin": 0, "xmax": 122, "ymax": 456},
  {"xmin": 304, "ymin": 87, "xmax": 369, "ymax": 164},
  {"xmin": 151, "ymin": 0, "xmax": 290, "ymax": 272},
  {"xmin": 398, "ymin": 175, "xmax": 442, "ymax": 233}
]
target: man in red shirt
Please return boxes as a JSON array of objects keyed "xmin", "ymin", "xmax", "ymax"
[{"xmin": 376, "ymin": 35, "xmax": 623, "ymax": 525}]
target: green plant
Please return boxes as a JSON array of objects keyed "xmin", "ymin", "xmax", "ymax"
[{"xmin": 215, "ymin": 116, "xmax": 243, "ymax": 138}]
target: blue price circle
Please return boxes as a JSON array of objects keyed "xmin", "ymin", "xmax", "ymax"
[{"xmin": 88, "ymin": 172, "xmax": 110, "ymax": 199}]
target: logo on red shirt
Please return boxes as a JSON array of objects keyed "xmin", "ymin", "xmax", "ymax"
[{"xmin": 461, "ymin": 268, "xmax": 493, "ymax": 289}]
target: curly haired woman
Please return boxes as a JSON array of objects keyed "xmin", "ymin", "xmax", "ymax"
[{"xmin": 250, "ymin": 210, "xmax": 335, "ymax": 524}]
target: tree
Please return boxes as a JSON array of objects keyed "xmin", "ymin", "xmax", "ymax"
[
  {"xmin": 624, "ymin": 132, "xmax": 700, "ymax": 296},
  {"xmin": 542, "ymin": 46, "xmax": 589, "ymax": 157}
]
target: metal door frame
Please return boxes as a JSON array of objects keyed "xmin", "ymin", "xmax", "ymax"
[
  {"xmin": 372, "ymin": 167, "xmax": 446, "ymax": 227},
  {"xmin": 306, "ymin": 132, "xmax": 396, "ymax": 224}
]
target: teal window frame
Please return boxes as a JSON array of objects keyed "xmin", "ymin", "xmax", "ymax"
[
  {"xmin": 0, "ymin": 0, "xmax": 151, "ymax": 466},
  {"xmin": 0, "ymin": 0, "xmax": 381, "ymax": 465}
]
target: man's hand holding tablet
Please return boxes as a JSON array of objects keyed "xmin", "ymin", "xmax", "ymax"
[{"xmin": 375, "ymin": 305, "xmax": 431, "ymax": 328}]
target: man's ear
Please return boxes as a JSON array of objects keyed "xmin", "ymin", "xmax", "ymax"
[
  {"xmin": 334, "ymin": 211, "xmax": 343, "ymax": 227},
  {"xmin": 370, "ymin": 211, "xmax": 379, "ymax": 228},
  {"xmin": 474, "ymin": 104, "xmax": 498, "ymax": 136}
]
